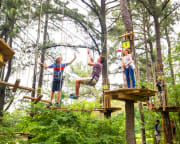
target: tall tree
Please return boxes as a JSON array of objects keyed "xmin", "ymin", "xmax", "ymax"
[
  {"xmin": 31, "ymin": 0, "xmax": 43, "ymax": 97},
  {"xmin": 38, "ymin": 0, "xmax": 50, "ymax": 94},
  {"xmin": 137, "ymin": 0, "xmax": 180, "ymax": 143},
  {"xmin": 120, "ymin": 0, "xmax": 136, "ymax": 143}
]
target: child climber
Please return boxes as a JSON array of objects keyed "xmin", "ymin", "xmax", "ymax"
[
  {"xmin": 39, "ymin": 53, "xmax": 76, "ymax": 107},
  {"xmin": 70, "ymin": 49, "xmax": 105, "ymax": 99},
  {"xmin": 122, "ymin": 49, "xmax": 135, "ymax": 88}
]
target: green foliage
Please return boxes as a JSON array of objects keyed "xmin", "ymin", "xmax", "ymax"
[{"xmin": 14, "ymin": 104, "xmax": 125, "ymax": 144}]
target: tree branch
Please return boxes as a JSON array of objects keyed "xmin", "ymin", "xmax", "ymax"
[
  {"xmin": 161, "ymin": 0, "xmax": 170, "ymax": 11},
  {"xmin": 160, "ymin": 3, "xmax": 180, "ymax": 24},
  {"xmin": 81, "ymin": 0, "xmax": 100, "ymax": 17},
  {"xmin": 137, "ymin": 0, "xmax": 153, "ymax": 16},
  {"xmin": 106, "ymin": 0, "xmax": 118, "ymax": 5},
  {"xmin": 106, "ymin": 4, "xmax": 120, "ymax": 13}
]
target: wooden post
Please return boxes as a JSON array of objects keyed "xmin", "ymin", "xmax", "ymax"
[
  {"xmin": 12, "ymin": 79, "xmax": 20, "ymax": 92},
  {"xmin": 33, "ymin": 94, "xmax": 43, "ymax": 104},
  {"xmin": 102, "ymin": 78, "xmax": 112, "ymax": 118},
  {"xmin": 125, "ymin": 100, "xmax": 136, "ymax": 144}
]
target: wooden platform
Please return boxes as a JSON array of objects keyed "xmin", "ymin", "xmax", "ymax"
[
  {"xmin": 104, "ymin": 88, "xmax": 157, "ymax": 102},
  {"xmin": 0, "ymin": 80, "xmax": 34, "ymax": 91},
  {"xmin": 48, "ymin": 107, "xmax": 122, "ymax": 112},
  {"xmin": 0, "ymin": 39, "xmax": 15, "ymax": 66},
  {"xmin": 23, "ymin": 96, "xmax": 51, "ymax": 104},
  {"xmin": 152, "ymin": 106, "xmax": 180, "ymax": 112},
  {"xmin": 103, "ymin": 88, "xmax": 157, "ymax": 108}
]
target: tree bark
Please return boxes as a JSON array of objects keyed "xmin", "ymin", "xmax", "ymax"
[
  {"xmin": 31, "ymin": 2, "xmax": 42, "ymax": 97},
  {"xmin": 153, "ymin": 16, "xmax": 163, "ymax": 65},
  {"xmin": 164, "ymin": 27, "xmax": 175, "ymax": 86},
  {"xmin": 38, "ymin": 11, "xmax": 49, "ymax": 94},
  {"xmin": 125, "ymin": 100, "xmax": 136, "ymax": 144},
  {"xmin": 138, "ymin": 102, "xmax": 146, "ymax": 144},
  {"xmin": 100, "ymin": 0, "xmax": 109, "ymax": 114},
  {"xmin": 143, "ymin": 17, "xmax": 150, "ymax": 88},
  {"xmin": 101, "ymin": 0, "xmax": 108, "ymax": 79}
]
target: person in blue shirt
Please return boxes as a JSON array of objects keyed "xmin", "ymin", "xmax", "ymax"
[
  {"xmin": 154, "ymin": 120, "xmax": 162, "ymax": 144},
  {"xmin": 40, "ymin": 53, "xmax": 76, "ymax": 107}
]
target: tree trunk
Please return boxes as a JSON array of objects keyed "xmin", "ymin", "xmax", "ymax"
[
  {"xmin": 101, "ymin": 0, "xmax": 108, "ymax": 79},
  {"xmin": 120, "ymin": 0, "xmax": 136, "ymax": 143},
  {"xmin": 31, "ymin": 2, "xmax": 42, "ymax": 97},
  {"xmin": 143, "ymin": 17, "xmax": 150, "ymax": 88},
  {"xmin": 100, "ymin": 0, "xmax": 109, "ymax": 114},
  {"xmin": 153, "ymin": 17, "xmax": 163, "ymax": 64},
  {"xmin": 38, "ymin": 12, "xmax": 49, "ymax": 94},
  {"xmin": 125, "ymin": 100, "xmax": 136, "ymax": 144},
  {"xmin": 138, "ymin": 102, "xmax": 146, "ymax": 144},
  {"xmin": 153, "ymin": 16, "xmax": 173, "ymax": 144},
  {"xmin": 161, "ymin": 112, "xmax": 173, "ymax": 144},
  {"xmin": 164, "ymin": 28, "xmax": 175, "ymax": 86}
]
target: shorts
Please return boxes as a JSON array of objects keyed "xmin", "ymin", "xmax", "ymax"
[
  {"xmin": 79, "ymin": 77, "xmax": 97, "ymax": 86},
  {"xmin": 52, "ymin": 79, "xmax": 63, "ymax": 92},
  {"xmin": 156, "ymin": 135, "xmax": 160, "ymax": 141},
  {"xmin": 154, "ymin": 131, "xmax": 160, "ymax": 141}
]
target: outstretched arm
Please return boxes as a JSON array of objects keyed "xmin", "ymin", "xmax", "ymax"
[
  {"xmin": 88, "ymin": 49, "xmax": 95, "ymax": 66},
  {"xmin": 68, "ymin": 52, "xmax": 77, "ymax": 65},
  {"xmin": 39, "ymin": 62, "xmax": 49, "ymax": 68}
]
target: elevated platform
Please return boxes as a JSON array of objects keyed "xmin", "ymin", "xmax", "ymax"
[
  {"xmin": 104, "ymin": 88, "xmax": 157, "ymax": 102},
  {"xmin": 152, "ymin": 106, "xmax": 180, "ymax": 112},
  {"xmin": 0, "ymin": 39, "xmax": 15, "ymax": 66},
  {"xmin": 0, "ymin": 80, "xmax": 34, "ymax": 91},
  {"xmin": 48, "ymin": 107, "xmax": 122, "ymax": 112},
  {"xmin": 103, "ymin": 88, "xmax": 157, "ymax": 108}
]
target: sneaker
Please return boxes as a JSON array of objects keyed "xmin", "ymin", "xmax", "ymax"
[
  {"xmin": 56, "ymin": 102, "xmax": 60, "ymax": 107},
  {"xmin": 47, "ymin": 103, "xmax": 52, "ymax": 108},
  {"xmin": 69, "ymin": 93, "xmax": 79, "ymax": 99}
]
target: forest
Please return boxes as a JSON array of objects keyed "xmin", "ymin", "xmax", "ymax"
[{"xmin": 0, "ymin": 0, "xmax": 180, "ymax": 144}]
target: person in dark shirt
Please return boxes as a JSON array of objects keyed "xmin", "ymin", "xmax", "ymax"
[
  {"xmin": 154, "ymin": 120, "xmax": 162, "ymax": 144},
  {"xmin": 171, "ymin": 120, "xmax": 176, "ymax": 141},
  {"xmin": 156, "ymin": 79, "xmax": 163, "ymax": 92},
  {"xmin": 70, "ymin": 49, "xmax": 105, "ymax": 99},
  {"xmin": 40, "ymin": 53, "xmax": 76, "ymax": 107}
]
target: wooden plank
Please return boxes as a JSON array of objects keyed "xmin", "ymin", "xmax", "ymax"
[
  {"xmin": 0, "ymin": 80, "xmax": 34, "ymax": 91},
  {"xmin": 104, "ymin": 88, "xmax": 157, "ymax": 102},
  {"xmin": 33, "ymin": 95, "xmax": 43, "ymax": 104},
  {"xmin": 48, "ymin": 107, "xmax": 121, "ymax": 112},
  {"xmin": 118, "ymin": 31, "xmax": 134, "ymax": 39},
  {"xmin": 0, "ymin": 39, "xmax": 15, "ymax": 62},
  {"xmin": 23, "ymin": 96, "xmax": 51, "ymax": 103},
  {"xmin": 12, "ymin": 79, "xmax": 20, "ymax": 92},
  {"xmin": 152, "ymin": 106, "xmax": 180, "ymax": 112}
]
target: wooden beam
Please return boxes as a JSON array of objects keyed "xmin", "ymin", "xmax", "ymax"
[
  {"xmin": 0, "ymin": 60, "xmax": 6, "ymax": 66},
  {"xmin": 104, "ymin": 88, "xmax": 157, "ymax": 102},
  {"xmin": 0, "ymin": 39, "xmax": 15, "ymax": 62},
  {"xmin": 33, "ymin": 95, "xmax": 43, "ymax": 104},
  {"xmin": 153, "ymin": 106, "xmax": 180, "ymax": 112},
  {"xmin": 12, "ymin": 79, "xmax": 20, "ymax": 92},
  {"xmin": 48, "ymin": 107, "xmax": 121, "ymax": 112},
  {"xmin": 23, "ymin": 96, "xmax": 51, "ymax": 103},
  {"xmin": 0, "ymin": 80, "xmax": 34, "ymax": 91}
]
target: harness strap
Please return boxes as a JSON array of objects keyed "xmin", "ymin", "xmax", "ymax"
[{"xmin": 88, "ymin": 74, "xmax": 98, "ymax": 86}]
